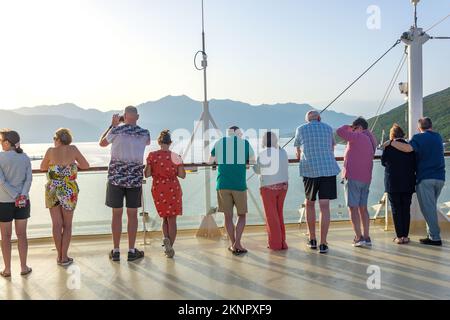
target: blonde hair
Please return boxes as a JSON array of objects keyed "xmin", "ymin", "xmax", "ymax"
[
  {"xmin": 158, "ymin": 129, "xmax": 172, "ymax": 145},
  {"xmin": 389, "ymin": 124, "xmax": 405, "ymax": 140},
  {"xmin": 54, "ymin": 128, "xmax": 73, "ymax": 145}
]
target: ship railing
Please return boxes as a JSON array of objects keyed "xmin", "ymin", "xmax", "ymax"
[{"xmin": 25, "ymin": 153, "xmax": 450, "ymax": 239}]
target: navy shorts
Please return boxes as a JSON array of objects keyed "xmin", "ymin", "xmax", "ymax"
[{"xmin": 0, "ymin": 202, "xmax": 31, "ymax": 223}]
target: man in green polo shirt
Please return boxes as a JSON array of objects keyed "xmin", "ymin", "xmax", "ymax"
[{"xmin": 210, "ymin": 126, "xmax": 255, "ymax": 255}]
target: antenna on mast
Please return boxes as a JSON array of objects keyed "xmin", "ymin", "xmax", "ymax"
[
  {"xmin": 412, "ymin": 0, "xmax": 420, "ymax": 28},
  {"xmin": 198, "ymin": 0, "xmax": 208, "ymax": 101},
  {"xmin": 201, "ymin": 0, "xmax": 206, "ymax": 52}
]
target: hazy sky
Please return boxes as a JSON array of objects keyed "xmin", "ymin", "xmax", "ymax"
[{"xmin": 0, "ymin": 0, "xmax": 449, "ymax": 117}]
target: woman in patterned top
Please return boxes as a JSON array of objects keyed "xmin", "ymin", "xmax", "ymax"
[
  {"xmin": 41, "ymin": 128, "xmax": 89, "ymax": 266},
  {"xmin": 145, "ymin": 130, "xmax": 185, "ymax": 258}
]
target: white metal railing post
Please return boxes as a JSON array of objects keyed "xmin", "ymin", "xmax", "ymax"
[{"xmin": 385, "ymin": 192, "xmax": 390, "ymax": 231}]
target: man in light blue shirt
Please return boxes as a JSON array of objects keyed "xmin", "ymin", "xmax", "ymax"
[{"xmin": 294, "ymin": 110, "xmax": 341, "ymax": 254}]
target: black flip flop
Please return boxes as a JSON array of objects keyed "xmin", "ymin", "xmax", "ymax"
[
  {"xmin": 20, "ymin": 267, "xmax": 32, "ymax": 276},
  {"xmin": 234, "ymin": 249, "xmax": 248, "ymax": 255},
  {"xmin": 228, "ymin": 247, "xmax": 236, "ymax": 254}
]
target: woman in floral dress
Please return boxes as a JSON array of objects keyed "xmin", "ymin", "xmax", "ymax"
[
  {"xmin": 145, "ymin": 130, "xmax": 185, "ymax": 258},
  {"xmin": 41, "ymin": 128, "xmax": 89, "ymax": 266}
]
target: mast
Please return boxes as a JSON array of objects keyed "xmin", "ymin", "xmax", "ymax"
[
  {"xmin": 400, "ymin": 0, "xmax": 430, "ymax": 224},
  {"xmin": 401, "ymin": 0, "xmax": 430, "ymax": 139},
  {"xmin": 201, "ymin": 0, "xmax": 212, "ymax": 216}
]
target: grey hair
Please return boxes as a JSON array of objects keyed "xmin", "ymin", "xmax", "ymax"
[
  {"xmin": 305, "ymin": 110, "xmax": 320, "ymax": 122},
  {"xmin": 124, "ymin": 106, "xmax": 138, "ymax": 115},
  {"xmin": 418, "ymin": 117, "xmax": 432, "ymax": 130}
]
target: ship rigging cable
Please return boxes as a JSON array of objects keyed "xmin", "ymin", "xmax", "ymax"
[
  {"xmin": 319, "ymin": 39, "xmax": 402, "ymax": 115},
  {"xmin": 370, "ymin": 51, "xmax": 408, "ymax": 132},
  {"xmin": 425, "ymin": 12, "xmax": 450, "ymax": 33},
  {"xmin": 281, "ymin": 38, "xmax": 402, "ymax": 149},
  {"xmin": 246, "ymin": 40, "xmax": 404, "ymax": 182}
]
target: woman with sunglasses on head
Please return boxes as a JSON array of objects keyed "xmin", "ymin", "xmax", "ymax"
[
  {"xmin": 0, "ymin": 129, "xmax": 33, "ymax": 277},
  {"xmin": 40, "ymin": 128, "xmax": 89, "ymax": 266}
]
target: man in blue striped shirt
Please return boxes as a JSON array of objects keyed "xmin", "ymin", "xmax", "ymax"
[{"xmin": 294, "ymin": 110, "xmax": 341, "ymax": 254}]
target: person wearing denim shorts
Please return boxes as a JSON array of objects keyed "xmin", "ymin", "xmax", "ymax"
[{"xmin": 337, "ymin": 117, "xmax": 377, "ymax": 248}]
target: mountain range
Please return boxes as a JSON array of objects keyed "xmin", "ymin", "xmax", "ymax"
[
  {"xmin": 1, "ymin": 96, "xmax": 355, "ymax": 143},
  {"xmin": 2, "ymin": 87, "xmax": 448, "ymax": 144},
  {"xmin": 368, "ymin": 86, "xmax": 450, "ymax": 144}
]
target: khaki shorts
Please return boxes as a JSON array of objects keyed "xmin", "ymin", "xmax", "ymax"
[{"xmin": 217, "ymin": 190, "xmax": 248, "ymax": 216}]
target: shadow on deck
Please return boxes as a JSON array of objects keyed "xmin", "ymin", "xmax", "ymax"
[{"xmin": 1, "ymin": 222, "xmax": 449, "ymax": 300}]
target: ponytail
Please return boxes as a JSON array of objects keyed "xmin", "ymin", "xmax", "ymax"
[
  {"xmin": 0, "ymin": 130, "xmax": 23, "ymax": 153},
  {"xmin": 158, "ymin": 129, "xmax": 172, "ymax": 145},
  {"xmin": 9, "ymin": 142, "xmax": 23, "ymax": 154}
]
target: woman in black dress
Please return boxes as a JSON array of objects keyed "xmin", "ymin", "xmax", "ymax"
[{"xmin": 382, "ymin": 124, "xmax": 416, "ymax": 244}]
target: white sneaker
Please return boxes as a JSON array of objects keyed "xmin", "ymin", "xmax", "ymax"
[{"xmin": 353, "ymin": 237, "xmax": 366, "ymax": 247}]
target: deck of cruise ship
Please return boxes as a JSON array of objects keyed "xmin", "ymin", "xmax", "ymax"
[{"xmin": 1, "ymin": 222, "xmax": 449, "ymax": 300}]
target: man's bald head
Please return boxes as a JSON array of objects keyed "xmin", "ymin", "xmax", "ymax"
[{"xmin": 305, "ymin": 110, "xmax": 320, "ymax": 123}]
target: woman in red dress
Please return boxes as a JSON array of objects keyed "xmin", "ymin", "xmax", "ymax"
[{"xmin": 145, "ymin": 130, "xmax": 186, "ymax": 258}]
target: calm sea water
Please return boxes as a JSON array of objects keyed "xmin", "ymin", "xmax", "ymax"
[
  {"xmin": 24, "ymin": 138, "xmax": 331, "ymax": 169},
  {"xmin": 19, "ymin": 140, "xmax": 450, "ymax": 238}
]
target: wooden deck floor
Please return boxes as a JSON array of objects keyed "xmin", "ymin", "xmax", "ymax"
[{"xmin": 1, "ymin": 223, "xmax": 449, "ymax": 300}]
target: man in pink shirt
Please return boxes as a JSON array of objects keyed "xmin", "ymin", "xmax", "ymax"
[{"xmin": 337, "ymin": 117, "xmax": 377, "ymax": 247}]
